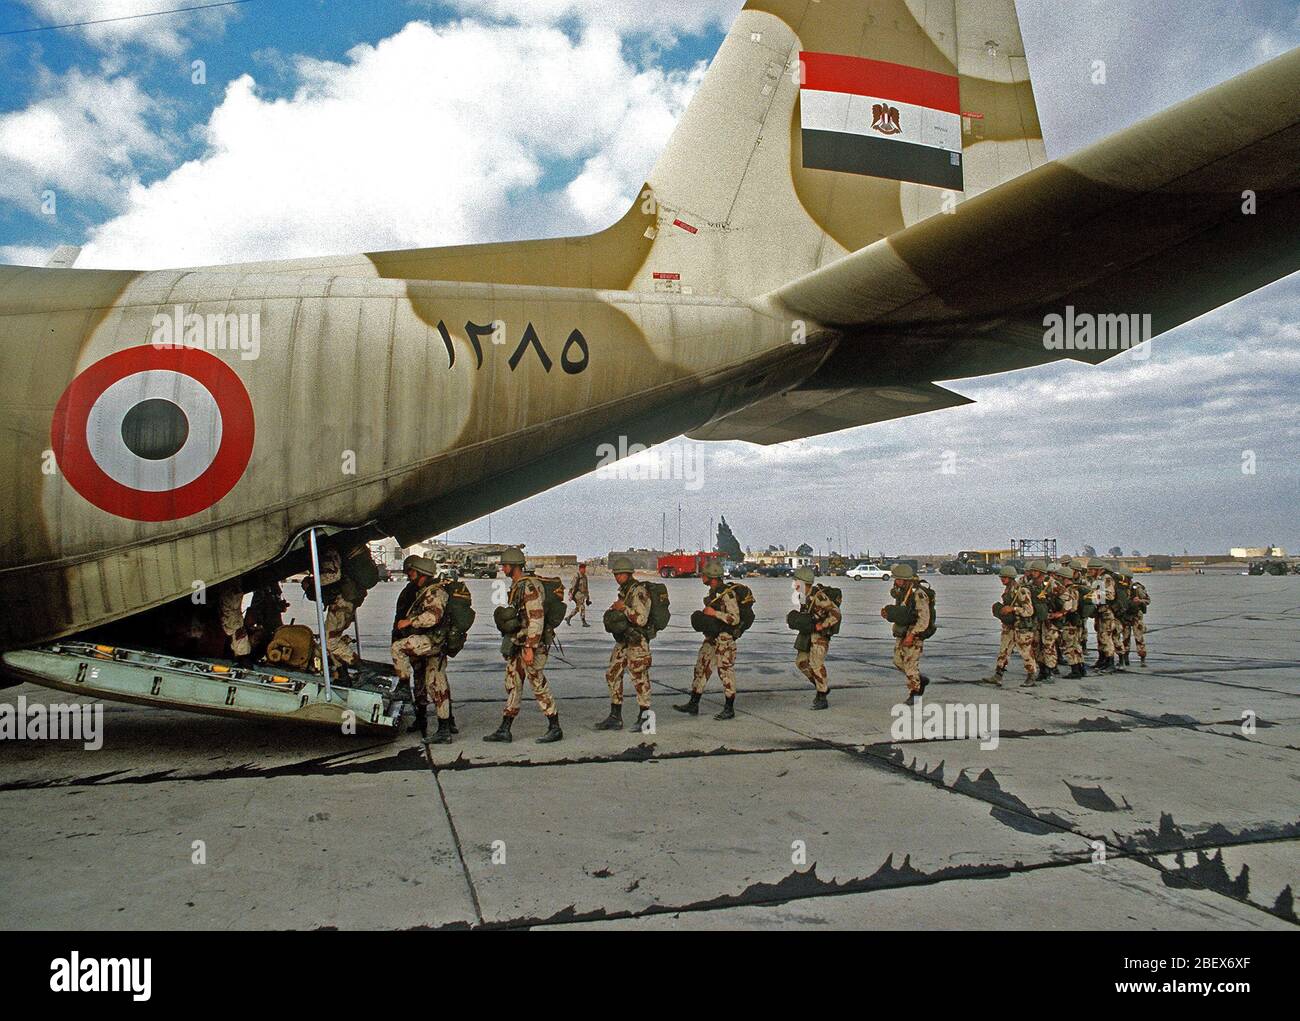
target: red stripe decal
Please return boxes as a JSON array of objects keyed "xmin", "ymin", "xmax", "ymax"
[
  {"xmin": 653, "ymin": 272, "xmax": 681, "ymax": 280},
  {"xmin": 672, "ymin": 218, "xmax": 698, "ymax": 234},
  {"xmin": 800, "ymin": 51, "xmax": 959, "ymax": 114}
]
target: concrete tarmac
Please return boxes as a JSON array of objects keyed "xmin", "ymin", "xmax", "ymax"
[{"xmin": 1, "ymin": 573, "xmax": 1296, "ymax": 930}]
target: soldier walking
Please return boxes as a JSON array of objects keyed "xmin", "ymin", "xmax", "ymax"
[
  {"xmin": 984, "ymin": 566, "xmax": 1020, "ymax": 685},
  {"xmin": 1002, "ymin": 568, "xmax": 1041, "ymax": 686},
  {"xmin": 675, "ymin": 561, "xmax": 741, "ymax": 720},
  {"xmin": 1119, "ymin": 569, "xmax": 1150, "ymax": 666},
  {"xmin": 596, "ymin": 556, "xmax": 655, "ymax": 732},
  {"xmin": 881, "ymin": 564, "xmax": 933, "ymax": 704},
  {"xmin": 1054, "ymin": 565, "xmax": 1087, "ymax": 678},
  {"xmin": 792, "ymin": 566, "xmax": 840, "ymax": 710},
  {"xmin": 391, "ymin": 557, "xmax": 455, "ymax": 744},
  {"xmin": 1088, "ymin": 562, "xmax": 1120, "ymax": 672},
  {"xmin": 486, "ymin": 548, "xmax": 563, "ymax": 744},
  {"xmin": 566, "ymin": 562, "xmax": 591, "ymax": 626}
]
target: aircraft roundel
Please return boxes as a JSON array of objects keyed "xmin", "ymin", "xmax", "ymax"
[{"xmin": 51, "ymin": 346, "xmax": 255, "ymax": 522}]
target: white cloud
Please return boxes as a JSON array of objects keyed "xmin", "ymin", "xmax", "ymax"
[
  {"xmin": 18, "ymin": 0, "xmax": 236, "ymax": 55},
  {"xmin": 75, "ymin": 19, "xmax": 702, "ymax": 268},
  {"xmin": 439, "ymin": 0, "xmax": 741, "ymax": 36},
  {"xmin": 0, "ymin": 69, "xmax": 168, "ymax": 212}
]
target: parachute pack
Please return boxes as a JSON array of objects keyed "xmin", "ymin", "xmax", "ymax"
[
  {"xmin": 441, "ymin": 579, "xmax": 476, "ymax": 657},
  {"xmin": 812, "ymin": 584, "xmax": 843, "ymax": 638},
  {"xmin": 727, "ymin": 583, "xmax": 756, "ymax": 637},
  {"xmin": 642, "ymin": 581, "xmax": 672, "ymax": 638},
  {"xmin": 535, "ymin": 576, "xmax": 568, "ymax": 632}
]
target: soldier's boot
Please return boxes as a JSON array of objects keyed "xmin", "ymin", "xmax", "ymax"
[
  {"xmin": 629, "ymin": 708, "xmax": 652, "ymax": 733},
  {"xmin": 448, "ymin": 712, "xmax": 459, "ymax": 735},
  {"xmin": 812, "ymin": 691, "xmax": 829, "ymax": 711},
  {"xmin": 482, "ymin": 716, "xmax": 514, "ymax": 743},
  {"xmin": 536, "ymin": 714, "xmax": 563, "ymax": 744},
  {"xmin": 582, "ymin": 620, "xmax": 591, "ymax": 628},
  {"xmin": 1069, "ymin": 664, "xmax": 1083, "ymax": 679},
  {"xmin": 1139, "ymin": 654, "xmax": 1147, "ymax": 666},
  {"xmin": 1121, "ymin": 652, "xmax": 1131, "ymax": 667},
  {"xmin": 408, "ymin": 706, "xmax": 427, "ymax": 736},
  {"xmin": 714, "ymin": 697, "xmax": 736, "ymax": 721},
  {"xmin": 918, "ymin": 675, "xmax": 931, "ymax": 696},
  {"xmin": 1093, "ymin": 653, "xmax": 1107, "ymax": 669},
  {"xmin": 1036, "ymin": 664, "xmax": 1049, "ymax": 683},
  {"xmin": 1021, "ymin": 672, "xmax": 1038, "ymax": 687},
  {"xmin": 426, "ymin": 716, "xmax": 453, "ymax": 745},
  {"xmin": 673, "ymin": 693, "xmax": 702, "ymax": 715},
  {"xmin": 593, "ymin": 704, "xmax": 623, "ymax": 730},
  {"xmin": 984, "ymin": 668, "xmax": 1005, "ymax": 686}
]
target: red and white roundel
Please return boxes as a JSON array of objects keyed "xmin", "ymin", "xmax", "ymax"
[{"xmin": 51, "ymin": 346, "xmax": 255, "ymax": 522}]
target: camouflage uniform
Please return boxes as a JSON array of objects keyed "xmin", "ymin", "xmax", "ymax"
[
  {"xmin": 1092, "ymin": 570, "xmax": 1118, "ymax": 661},
  {"xmin": 324, "ymin": 592, "xmax": 359, "ymax": 670},
  {"xmin": 889, "ymin": 582, "xmax": 932, "ymax": 695},
  {"xmin": 391, "ymin": 582, "xmax": 451, "ymax": 720},
  {"xmin": 217, "ymin": 582, "xmax": 251, "ymax": 659},
  {"xmin": 796, "ymin": 586, "xmax": 841, "ymax": 694},
  {"xmin": 566, "ymin": 570, "xmax": 590, "ymax": 625},
  {"xmin": 691, "ymin": 584, "xmax": 741, "ymax": 698},
  {"xmin": 1055, "ymin": 569, "xmax": 1085, "ymax": 672},
  {"xmin": 503, "ymin": 575, "xmax": 557, "ymax": 719},
  {"xmin": 1124, "ymin": 580, "xmax": 1150, "ymax": 663},
  {"xmin": 607, "ymin": 580, "xmax": 653, "ymax": 709},
  {"xmin": 1034, "ymin": 572, "xmax": 1061, "ymax": 673},
  {"xmin": 1007, "ymin": 580, "xmax": 1040, "ymax": 684},
  {"xmin": 988, "ymin": 567, "xmax": 1018, "ymax": 682}
]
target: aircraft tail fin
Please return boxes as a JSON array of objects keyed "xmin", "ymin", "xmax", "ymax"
[{"xmin": 633, "ymin": 0, "xmax": 1044, "ymax": 299}]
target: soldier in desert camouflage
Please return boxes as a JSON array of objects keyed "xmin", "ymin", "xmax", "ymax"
[
  {"xmin": 1054, "ymin": 565, "xmax": 1087, "ymax": 678},
  {"xmin": 485, "ymin": 548, "xmax": 563, "ymax": 744},
  {"xmin": 565, "ymin": 562, "xmax": 591, "ymax": 626},
  {"xmin": 391, "ymin": 557, "xmax": 454, "ymax": 744},
  {"xmin": 1121, "ymin": 570, "xmax": 1150, "ymax": 666},
  {"xmin": 675, "ymin": 560, "xmax": 741, "ymax": 721},
  {"xmin": 596, "ymin": 556, "xmax": 655, "ymax": 733},
  {"xmin": 881, "ymin": 564, "xmax": 933, "ymax": 704},
  {"xmin": 793, "ymin": 566, "xmax": 840, "ymax": 710},
  {"xmin": 1001, "ymin": 568, "xmax": 1041, "ymax": 686},
  {"xmin": 1088, "ymin": 562, "xmax": 1120, "ymax": 672},
  {"xmin": 984, "ymin": 565, "xmax": 1020, "ymax": 686}
]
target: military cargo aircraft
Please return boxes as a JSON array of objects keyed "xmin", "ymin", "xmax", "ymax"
[{"xmin": 1, "ymin": 1, "xmax": 1297, "ymax": 725}]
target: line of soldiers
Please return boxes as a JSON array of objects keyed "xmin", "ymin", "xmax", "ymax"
[
  {"xmin": 985, "ymin": 557, "xmax": 1150, "ymax": 688},
  {"xmin": 384, "ymin": 553, "xmax": 1150, "ymax": 746}
]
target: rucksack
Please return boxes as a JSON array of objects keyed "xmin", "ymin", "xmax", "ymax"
[
  {"xmin": 534, "ymin": 576, "xmax": 568, "ymax": 631},
  {"xmin": 917, "ymin": 581, "xmax": 937, "ymax": 640},
  {"xmin": 442, "ymin": 580, "xmax": 476, "ymax": 657},
  {"xmin": 812, "ymin": 584, "xmax": 843, "ymax": 637},
  {"xmin": 727, "ymin": 583, "xmax": 756, "ymax": 637},
  {"xmin": 341, "ymin": 541, "xmax": 380, "ymax": 590},
  {"xmin": 641, "ymin": 581, "xmax": 671, "ymax": 638},
  {"xmin": 1111, "ymin": 577, "xmax": 1132, "ymax": 615},
  {"xmin": 264, "ymin": 624, "xmax": 316, "ymax": 672}
]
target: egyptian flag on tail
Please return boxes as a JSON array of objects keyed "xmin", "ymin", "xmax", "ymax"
[{"xmin": 799, "ymin": 51, "xmax": 963, "ymax": 190}]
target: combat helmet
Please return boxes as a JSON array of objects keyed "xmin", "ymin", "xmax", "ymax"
[
  {"xmin": 793, "ymin": 566, "xmax": 816, "ymax": 584},
  {"xmin": 609, "ymin": 556, "xmax": 635, "ymax": 575},
  {"xmin": 702, "ymin": 561, "xmax": 725, "ymax": 579},
  {"xmin": 999, "ymin": 565, "xmax": 1018, "ymax": 579},
  {"xmin": 891, "ymin": 563, "xmax": 916, "ymax": 580},
  {"xmin": 409, "ymin": 556, "xmax": 440, "ymax": 577},
  {"xmin": 499, "ymin": 548, "xmax": 526, "ymax": 568}
]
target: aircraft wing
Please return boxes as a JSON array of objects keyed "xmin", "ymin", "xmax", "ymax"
[
  {"xmin": 766, "ymin": 45, "xmax": 1300, "ymax": 389},
  {"xmin": 687, "ymin": 383, "xmax": 972, "ymax": 445}
]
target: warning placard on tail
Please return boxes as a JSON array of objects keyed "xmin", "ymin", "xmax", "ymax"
[{"xmin": 799, "ymin": 51, "xmax": 963, "ymax": 190}]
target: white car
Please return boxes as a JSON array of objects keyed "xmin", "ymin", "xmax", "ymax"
[{"xmin": 846, "ymin": 563, "xmax": 891, "ymax": 580}]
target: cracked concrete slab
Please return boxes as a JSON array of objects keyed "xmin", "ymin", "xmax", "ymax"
[
  {"xmin": 1, "ymin": 573, "xmax": 1295, "ymax": 929},
  {"xmin": 0, "ymin": 772, "xmax": 476, "ymax": 929},
  {"xmin": 544, "ymin": 858, "xmax": 1294, "ymax": 930}
]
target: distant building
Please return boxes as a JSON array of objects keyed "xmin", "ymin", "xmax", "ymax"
[{"xmin": 1231, "ymin": 546, "xmax": 1287, "ymax": 558}]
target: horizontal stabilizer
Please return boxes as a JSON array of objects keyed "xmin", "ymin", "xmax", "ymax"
[{"xmin": 687, "ymin": 383, "xmax": 972, "ymax": 445}]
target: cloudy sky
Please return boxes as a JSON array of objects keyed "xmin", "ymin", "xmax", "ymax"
[{"xmin": 1, "ymin": 0, "xmax": 1296, "ymax": 557}]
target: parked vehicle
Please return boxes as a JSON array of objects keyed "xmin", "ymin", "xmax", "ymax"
[
  {"xmin": 846, "ymin": 563, "xmax": 891, "ymax": 580},
  {"xmin": 657, "ymin": 551, "xmax": 722, "ymax": 578}
]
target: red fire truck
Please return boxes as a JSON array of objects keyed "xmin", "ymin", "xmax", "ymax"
[{"xmin": 656, "ymin": 551, "xmax": 721, "ymax": 578}]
